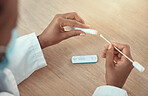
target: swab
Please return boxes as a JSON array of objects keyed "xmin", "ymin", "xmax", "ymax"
[
  {"xmin": 73, "ymin": 27, "xmax": 98, "ymax": 35},
  {"xmin": 100, "ymin": 34, "xmax": 145, "ymax": 72}
]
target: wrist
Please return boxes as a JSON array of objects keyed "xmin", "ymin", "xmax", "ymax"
[
  {"xmin": 106, "ymin": 82, "xmax": 123, "ymax": 88},
  {"xmin": 37, "ymin": 35, "xmax": 45, "ymax": 49},
  {"xmin": 106, "ymin": 77, "xmax": 127, "ymax": 88},
  {"xmin": 37, "ymin": 34, "xmax": 55, "ymax": 49}
]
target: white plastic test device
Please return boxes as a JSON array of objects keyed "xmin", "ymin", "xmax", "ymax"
[
  {"xmin": 73, "ymin": 27, "xmax": 98, "ymax": 35},
  {"xmin": 72, "ymin": 55, "xmax": 98, "ymax": 64}
]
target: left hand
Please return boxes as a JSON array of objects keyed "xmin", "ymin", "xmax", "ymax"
[{"xmin": 38, "ymin": 12, "xmax": 90, "ymax": 49}]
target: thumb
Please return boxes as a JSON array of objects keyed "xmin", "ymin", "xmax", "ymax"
[
  {"xmin": 62, "ymin": 30, "xmax": 85, "ymax": 40},
  {"xmin": 106, "ymin": 44, "xmax": 114, "ymax": 69}
]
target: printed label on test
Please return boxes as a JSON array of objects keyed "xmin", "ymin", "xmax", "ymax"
[{"xmin": 72, "ymin": 55, "xmax": 98, "ymax": 64}]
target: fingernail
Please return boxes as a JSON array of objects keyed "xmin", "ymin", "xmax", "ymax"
[
  {"xmin": 80, "ymin": 33, "xmax": 86, "ymax": 36},
  {"xmin": 108, "ymin": 44, "xmax": 112, "ymax": 49}
]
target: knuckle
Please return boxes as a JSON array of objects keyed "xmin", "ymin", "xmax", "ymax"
[{"xmin": 57, "ymin": 17, "xmax": 63, "ymax": 22}]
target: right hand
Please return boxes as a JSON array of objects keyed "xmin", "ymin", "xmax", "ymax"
[{"xmin": 101, "ymin": 42, "xmax": 134, "ymax": 88}]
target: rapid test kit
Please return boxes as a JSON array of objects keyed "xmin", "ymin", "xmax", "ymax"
[{"xmin": 71, "ymin": 27, "xmax": 145, "ymax": 72}]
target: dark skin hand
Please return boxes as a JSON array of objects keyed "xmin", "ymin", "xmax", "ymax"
[
  {"xmin": 37, "ymin": 12, "xmax": 89, "ymax": 49},
  {"xmin": 101, "ymin": 42, "xmax": 134, "ymax": 88}
]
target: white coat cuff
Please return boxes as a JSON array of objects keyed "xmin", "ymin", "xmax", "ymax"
[
  {"xmin": 30, "ymin": 32, "xmax": 47, "ymax": 70},
  {"xmin": 93, "ymin": 85, "xmax": 128, "ymax": 96}
]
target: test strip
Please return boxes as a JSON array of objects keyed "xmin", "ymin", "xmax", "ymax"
[
  {"xmin": 100, "ymin": 34, "xmax": 145, "ymax": 72},
  {"xmin": 73, "ymin": 27, "xmax": 98, "ymax": 35},
  {"xmin": 72, "ymin": 55, "xmax": 98, "ymax": 64}
]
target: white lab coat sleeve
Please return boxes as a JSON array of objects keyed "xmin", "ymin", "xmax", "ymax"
[
  {"xmin": 92, "ymin": 85, "xmax": 128, "ymax": 96},
  {"xmin": 0, "ymin": 68, "xmax": 19, "ymax": 96},
  {"xmin": 8, "ymin": 32, "xmax": 47, "ymax": 84},
  {"xmin": 0, "ymin": 92, "xmax": 14, "ymax": 96}
]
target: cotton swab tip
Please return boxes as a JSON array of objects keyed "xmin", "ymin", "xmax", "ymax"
[
  {"xmin": 99, "ymin": 34, "xmax": 111, "ymax": 44},
  {"xmin": 133, "ymin": 61, "xmax": 145, "ymax": 72},
  {"xmin": 100, "ymin": 34, "xmax": 104, "ymax": 38}
]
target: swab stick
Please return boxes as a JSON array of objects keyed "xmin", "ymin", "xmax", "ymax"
[{"xmin": 100, "ymin": 34, "xmax": 145, "ymax": 72}]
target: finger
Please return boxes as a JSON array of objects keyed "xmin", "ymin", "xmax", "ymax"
[
  {"xmin": 111, "ymin": 41, "xmax": 130, "ymax": 51},
  {"xmin": 101, "ymin": 49, "xmax": 107, "ymax": 57},
  {"xmin": 118, "ymin": 53, "xmax": 122, "ymax": 58},
  {"xmin": 102, "ymin": 49, "xmax": 107, "ymax": 54},
  {"xmin": 106, "ymin": 44, "xmax": 114, "ymax": 69},
  {"xmin": 103, "ymin": 51, "xmax": 119, "ymax": 58},
  {"xmin": 101, "ymin": 54, "xmax": 106, "ymax": 58},
  {"xmin": 104, "ymin": 43, "xmax": 119, "ymax": 54},
  {"xmin": 116, "ymin": 59, "xmax": 123, "ymax": 64},
  {"xmin": 114, "ymin": 50, "xmax": 119, "ymax": 55},
  {"xmin": 111, "ymin": 41, "xmax": 131, "ymax": 57},
  {"xmin": 102, "ymin": 47, "xmax": 118, "ymax": 57},
  {"xmin": 101, "ymin": 49, "xmax": 107, "ymax": 58},
  {"xmin": 113, "ymin": 56, "xmax": 120, "ymax": 62},
  {"xmin": 61, "ymin": 30, "xmax": 85, "ymax": 40},
  {"xmin": 63, "ymin": 12, "xmax": 85, "ymax": 24},
  {"xmin": 111, "ymin": 41, "xmax": 124, "ymax": 50},
  {"xmin": 104, "ymin": 44, "xmax": 109, "ymax": 49},
  {"xmin": 60, "ymin": 18, "xmax": 89, "ymax": 28}
]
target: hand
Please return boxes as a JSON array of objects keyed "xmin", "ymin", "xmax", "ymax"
[
  {"xmin": 101, "ymin": 42, "xmax": 134, "ymax": 88},
  {"xmin": 37, "ymin": 12, "xmax": 89, "ymax": 49}
]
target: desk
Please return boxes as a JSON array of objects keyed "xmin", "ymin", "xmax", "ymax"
[{"xmin": 18, "ymin": 0, "xmax": 148, "ymax": 96}]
